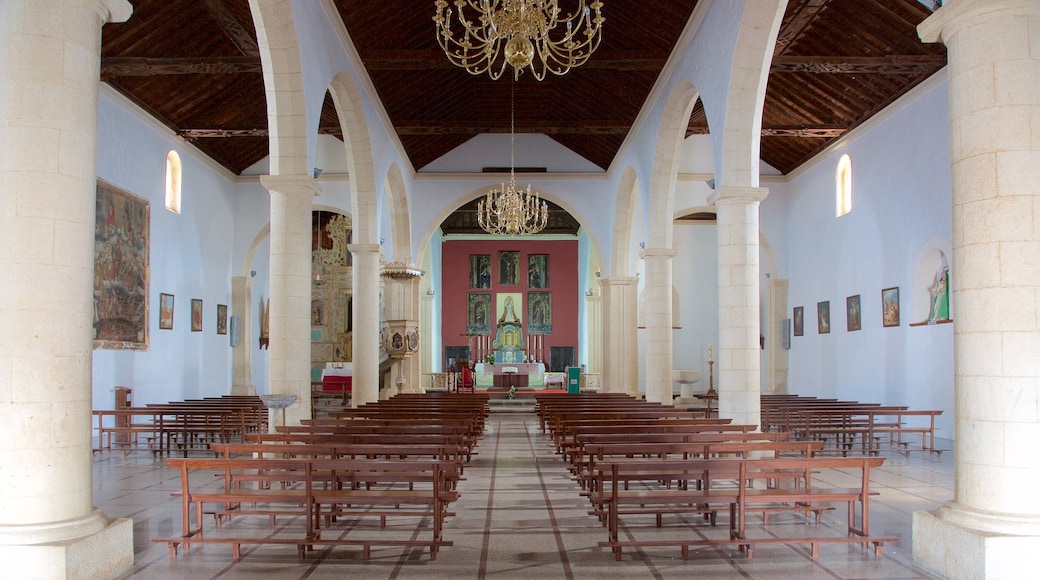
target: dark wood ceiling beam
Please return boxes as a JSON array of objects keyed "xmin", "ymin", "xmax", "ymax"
[
  {"xmin": 179, "ymin": 126, "xmax": 345, "ymax": 139},
  {"xmin": 770, "ymin": 55, "xmax": 945, "ymax": 74},
  {"xmin": 101, "ymin": 57, "xmax": 262, "ymax": 77},
  {"xmin": 775, "ymin": 0, "xmax": 830, "ymax": 54},
  {"xmin": 202, "ymin": 0, "xmax": 260, "ymax": 56},
  {"xmin": 687, "ymin": 125, "xmax": 847, "ymax": 138},
  {"xmin": 361, "ymin": 49, "xmax": 669, "ymax": 71},
  {"xmin": 394, "ymin": 123, "xmax": 630, "ymax": 135}
]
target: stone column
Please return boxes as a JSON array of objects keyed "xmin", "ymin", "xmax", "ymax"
[
  {"xmin": 585, "ymin": 291, "xmax": 602, "ymax": 373},
  {"xmin": 231, "ymin": 275, "xmax": 255, "ymax": 395},
  {"xmin": 0, "ymin": 1, "xmax": 134, "ymax": 577},
  {"xmin": 766, "ymin": 277, "xmax": 789, "ymax": 394},
  {"xmin": 260, "ymin": 175, "xmax": 320, "ymax": 425},
  {"xmin": 421, "ymin": 291, "xmax": 436, "ymax": 387},
  {"xmin": 599, "ymin": 276, "xmax": 639, "ymax": 396},
  {"xmin": 349, "ymin": 244, "xmax": 383, "ymax": 406},
  {"xmin": 915, "ymin": 2, "xmax": 1040, "ymax": 578},
  {"xmin": 640, "ymin": 248, "xmax": 677, "ymax": 404},
  {"xmin": 708, "ymin": 186, "xmax": 766, "ymax": 429}
]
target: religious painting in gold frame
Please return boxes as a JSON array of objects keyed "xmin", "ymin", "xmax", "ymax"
[
  {"xmin": 528, "ymin": 292, "xmax": 552, "ymax": 334},
  {"xmin": 467, "ymin": 292, "xmax": 492, "ymax": 335},
  {"xmin": 498, "ymin": 251, "xmax": 519, "ymax": 285},
  {"xmin": 93, "ymin": 180, "xmax": 149, "ymax": 349},
  {"xmin": 470, "ymin": 254, "xmax": 491, "ymax": 289}
]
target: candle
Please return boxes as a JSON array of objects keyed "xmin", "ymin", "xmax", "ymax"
[{"xmin": 708, "ymin": 343, "xmax": 713, "ymax": 364}]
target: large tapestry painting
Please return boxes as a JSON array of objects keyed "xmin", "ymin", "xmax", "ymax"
[{"xmin": 93, "ymin": 180, "xmax": 149, "ymax": 349}]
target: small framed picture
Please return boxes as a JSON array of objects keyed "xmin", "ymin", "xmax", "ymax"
[
  {"xmin": 793, "ymin": 306, "xmax": 804, "ymax": 337},
  {"xmin": 159, "ymin": 293, "xmax": 174, "ymax": 330},
  {"xmin": 191, "ymin": 299, "xmax": 203, "ymax": 332},
  {"xmin": 817, "ymin": 301, "xmax": 830, "ymax": 334},
  {"xmin": 846, "ymin": 294, "xmax": 861, "ymax": 332},
  {"xmin": 216, "ymin": 304, "xmax": 228, "ymax": 335},
  {"xmin": 882, "ymin": 287, "xmax": 900, "ymax": 327}
]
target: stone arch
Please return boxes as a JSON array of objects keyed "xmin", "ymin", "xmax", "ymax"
[
  {"xmin": 611, "ymin": 166, "xmax": 639, "ymax": 276},
  {"xmin": 718, "ymin": 1, "xmax": 787, "ymax": 188},
  {"xmin": 249, "ymin": 0, "xmax": 309, "ymax": 177},
  {"xmin": 647, "ymin": 82, "xmax": 701, "ymax": 250},
  {"xmin": 414, "ymin": 185, "xmax": 604, "ymax": 267},
  {"xmin": 327, "ymin": 73, "xmax": 378, "ymax": 245},
  {"xmin": 384, "ymin": 163, "xmax": 411, "ymax": 263}
]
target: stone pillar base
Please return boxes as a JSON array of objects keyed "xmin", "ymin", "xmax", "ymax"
[
  {"xmin": 914, "ymin": 510, "xmax": 1040, "ymax": 580},
  {"xmin": 0, "ymin": 515, "xmax": 133, "ymax": 580}
]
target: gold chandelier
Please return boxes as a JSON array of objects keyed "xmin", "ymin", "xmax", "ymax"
[
  {"xmin": 477, "ymin": 82, "xmax": 548, "ymax": 235},
  {"xmin": 433, "ymin": 0, "xmax": 605, "ymax": 81}
]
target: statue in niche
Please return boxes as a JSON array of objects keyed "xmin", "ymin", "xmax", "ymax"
[
  {"xmin": 493, "ymin": 295, "xmax": 524, "ymax": 363},
  {"xmin": 927, "ymin": 265, "xmax": 950, "ymax": 322}
]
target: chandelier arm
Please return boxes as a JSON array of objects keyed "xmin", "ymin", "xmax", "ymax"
[{"xmin": 435, "ymin": 0, "xmax": 603, "ymax": 80}]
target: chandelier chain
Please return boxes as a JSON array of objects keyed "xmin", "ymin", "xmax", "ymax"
[{"xmin": 476, "ymin": 79, "xmax": 548, "ymax": 236}]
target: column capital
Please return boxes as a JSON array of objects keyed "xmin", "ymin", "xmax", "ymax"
[
  {"xmin": 919, "ymin": 0, "xmax": 1039, "ymax": 43},
  {"xmin": 708, "ymin": 186, "xmax": 768, "ymax": 207},
  {"xmin": 639, "ymin": 247, "xmax": 678, "ymax": 260},
  {"xmin": 347, "ymin": 243, "xmax": 383, "ymax": 257},
  {"xmin": 88, "ymin": 0, "xmax": 133, "ymax": 22},
  {"xmin": 260, "ymin": 174, "xmax": 322, "ymax": 198},
  {"xmin": 599, "ymin": 275, "xmax": 638, "ymax": 288}
]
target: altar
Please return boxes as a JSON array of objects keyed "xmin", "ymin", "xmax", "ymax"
[{"xmin": 475, "ymin": 362, "xmax": 546, "ymax": 389}]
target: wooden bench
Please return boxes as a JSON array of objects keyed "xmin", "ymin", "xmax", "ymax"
[
  {"xmin": 592, "ymin": 455, "xmax": 898, "ymax": 560},
  {"xmin": 155, "ymin": 457, "xmax": 458, "ymax": 560}
]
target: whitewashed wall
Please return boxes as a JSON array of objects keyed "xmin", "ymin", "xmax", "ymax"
[
  {"xmin": 93, "ymin": 89, "xmax": 238, "ymax": 408},
  {"xmin": 779, "ymin": 76, "xmax": 955, "ymax": 439}
]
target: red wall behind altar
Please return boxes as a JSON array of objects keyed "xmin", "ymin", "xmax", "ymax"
[{"xmin": 441, "ymin": 239, "xmax": 579, "ymax": 369}]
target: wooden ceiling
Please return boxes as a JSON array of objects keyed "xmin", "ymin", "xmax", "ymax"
[{"xmin": 100, "ymin": 0, "xmax": 945, "ymax": 178}]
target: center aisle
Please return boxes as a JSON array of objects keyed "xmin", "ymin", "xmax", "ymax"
[{"xmin": 430, "ymin": 412, "xmax": 739, "ymax": 579}]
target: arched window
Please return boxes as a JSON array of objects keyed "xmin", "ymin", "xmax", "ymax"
[
  {"xmin": 165, "ymin": 150, "xmax": 182, "ymax": 214},
  {"xmin": 835, "ymin": 153, "xmax": 852, "ymax": 217}
]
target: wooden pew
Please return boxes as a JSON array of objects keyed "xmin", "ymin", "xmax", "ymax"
[
  {"xmin": 592, "ymin": 455, "xmax": 898, "ymax": 561},
  {"xmin": 154, "ymin": 457, "xmax": 458, "ymax": 560}
]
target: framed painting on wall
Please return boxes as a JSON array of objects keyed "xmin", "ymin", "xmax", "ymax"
[
  {"xmin": 470, "ymin": 254, "xmax": 491, "ymax": 289},
  {"xmin": 882, "ymin": 287, "xmax": 900, "ymax": 327},
  {"xmin": 528, "ymin": 254, "xmax": 548, "ymax": 288},
  {"xmin": 817, "ymin": 301, "xmax": 830, "ymax": 334},
  {"xmin": 159, "ymin": 293, "xmax": 174, "ymax": 330},
  {"xmin": 528, "ymin": 291, "xmax": 552, "ymax": 334},
  {"xmin": 498, "ymin": 251, "xmax": 519, "ymax": 285},
  {"xmin": 191, "ymin": 299, "xmax": 203, "ymax": 332},
  {"xmin": 467, "ymin": 292, "xmax": 492, "ymax": 335},
  {"xmin": 217, "ymin": 304, "xmax": 228, "ymax": 335},
  {"xmin": 93, "ymin": 180, "xmax": 150, "ymax": 349},
  {"xmin": 846, "ymin": 294, "xmax": 861, "ymax": 331},
  {"xmin": 793, "ymin": 306, "xmax": 803, "ymax": 337}
]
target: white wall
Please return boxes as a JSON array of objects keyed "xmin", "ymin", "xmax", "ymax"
[
  {"xmin": 780, "ymin": 76, "xmax": 955, "ymax": 438},
  {"xmin": 93, "ymin": 88, "xmax": 239, "ymax": 408}
]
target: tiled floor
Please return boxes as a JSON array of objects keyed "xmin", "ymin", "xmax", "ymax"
[{"xmin": 97, "ymin": 411, "xmax": 952, "ymax": 579}]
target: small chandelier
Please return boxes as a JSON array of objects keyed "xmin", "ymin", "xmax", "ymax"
[
  {"xmin": 478, "ymin": 83, "xmax": 548, "ymax": 235},
  {"xmin": 433, "ymin": 0, "xmax": 605, "ymax": 81}
]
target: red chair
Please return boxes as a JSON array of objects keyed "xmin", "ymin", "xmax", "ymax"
[{"xmin": 457, "ymin": 363, "xmax": 475, "ymax": 392}]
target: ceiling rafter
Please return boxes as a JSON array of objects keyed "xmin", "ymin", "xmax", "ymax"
[
  {"xmin": 770, "ymin": 55, "xmax": 944, "ymax": 74},
  {"xmin": 202, "ymin": 0, "xmax": 260, "ymax": 56},
  {"xmin": 101, "ymin": 56, "xmax": 262, "ymax": 77}
]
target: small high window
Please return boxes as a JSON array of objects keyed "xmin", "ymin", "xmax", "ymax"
[
  {"xmin": 165, "ymin": 150, "xmax": 182, "ymax": 214},
  {"xmin": 836, "ymin": 153, "xmax": 852, "ymax": 217}
]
